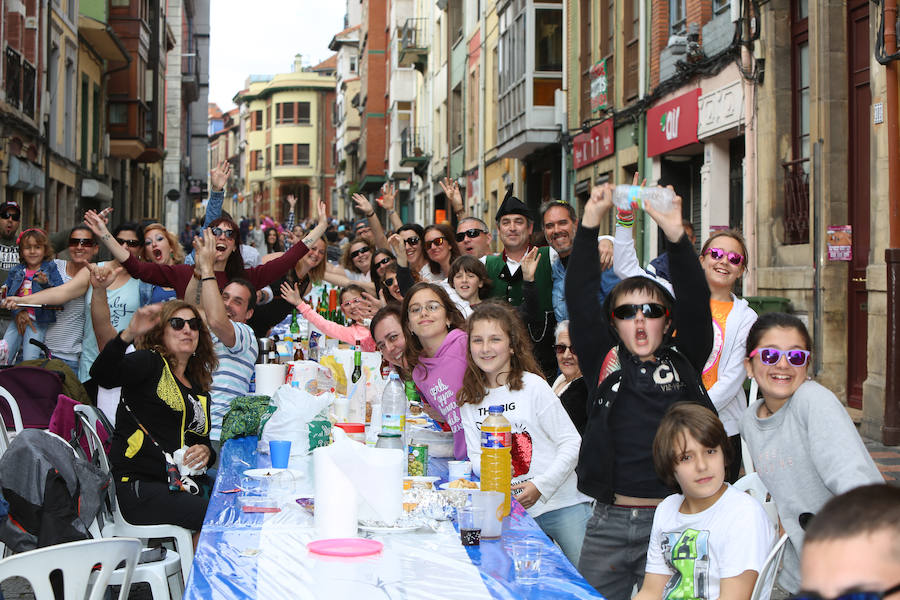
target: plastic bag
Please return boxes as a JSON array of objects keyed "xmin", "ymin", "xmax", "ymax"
[
  {"xmin": 320, "ymin": 355, "xmax": 347, "ymax": 396},
  {"xmin": 259, "ymin": 384, "xmax": 335, "ymax": 455}
]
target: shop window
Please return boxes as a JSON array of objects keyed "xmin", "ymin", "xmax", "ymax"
[{"xmin": 670, "ymin": 0, "xmax": 686, "ymax": 35}]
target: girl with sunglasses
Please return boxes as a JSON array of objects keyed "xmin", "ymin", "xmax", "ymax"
[
  {"xmin": 368, "ymin": 248, "xmax": 396, "ymax": 295},
  {"xmin": 90, "ymin": 301, "xmax": 217, "ymax": 540},
  {"xmin": 397, "ymin": 224, "xmax": 430, "ymax": 280},
  {"xmin": 568, "ymin": 184, "xmax": 716, "ymax": 599},
  {"xmin": 740, "ymin": 312, "xmax": 882, "ymax": 597},
  {"xmin": 422, "ymin": 224, "xmax": 461, "ymax": 282},
  {"xmin": 280, "ymin": 282, "xmax": 376, "ymax": 351}
]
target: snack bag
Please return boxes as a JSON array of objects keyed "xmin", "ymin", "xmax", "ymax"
[{"xmin": 320, "ymin": 355, "xmax": 347, "ymax": 396}]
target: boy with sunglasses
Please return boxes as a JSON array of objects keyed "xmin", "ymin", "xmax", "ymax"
[
  {"xmin": 799, "ymin": 485, "xmax": 900, "ymax": 600},
  {"xmin": 566, "ymin": 183, "xmax": 716, "ymax": 600}
]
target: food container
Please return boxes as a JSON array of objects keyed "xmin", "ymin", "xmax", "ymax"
[
  {"xmin": 238, "ymin": 496, "xmax": 281, "ymax": 513},
  {"xmin": 407, "ymin": 443, "xmax": 428, "ymax": 476},
  {"xmin": 375, "ymin": 432, "xmax": 403, "ymax": 450},
  {"xmin": 333, "ymin": 422, "xmax": 366, "ymax": 444},
  {"xmin": 409, "ymin": 425, "xmax": 454, "ymax": 458}
]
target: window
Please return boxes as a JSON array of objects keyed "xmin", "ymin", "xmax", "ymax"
[
  {"xmin": 274, "ymin": 144, "xmax": 310, "ymax": 166},
  {"xmin": 22, "ymin": 62, "xmax": 36, "ymax": 118},
  {"xmin": 784, "ymin": 0, "xmax": 810, "ymax": 245},
  {"xmin": 602, "ymin": 0, "xmax": 615, "ymax": 105},
  {"xmin": 92, "ymin": 84, "xmax": 100, "ymax": 166},
  {"xmin": 253, "ymin": 110, "xmax": 263, "ymax": 131},
  {"xmin": 278, "ymin": 102, "xmax": 294, "ymax": 124},
  {"xmin": 534, "ymin": 9, "xmax": 562, "ymax": 72},
  {"xmin": 297, "ymin": 102, "xmax": 310, "ymax": 124},
  {"xmin": 279, "ymin": 144, "xmax": 294, "ymax": 165},
  {"xmin": 81, "ymin": 75, "xmax": 89, "ymax": 168},
  {"xmin": 670, "ymin": 0, "xmax": 686, "ymax": 34},
  {"xmin": 624, "ymin": 0, "xmax": 639, "ymax": 101},
  {"xmin": 110, "ymin": 103, "xmax": 127, "ymax": 125},
  {"xmin": 5, "ymin": 48, "xmax": 20, "ymax": 109},
  {"xmin": 297, "ymin": 144, "xmax": 310, "ymax": 165},
  {"xmin": 252, "ymin": 150, "xmax": 264, "ymax": 170},
  {"xmin": 275, "ymin": 102, "xmax": 310, "ymax": 125},
  {"xmin": 349, "ymin": 55, "xmax": 357, "ymax": 73},
  {"xmin": 713, "ymin": 0, "xmax": 730, "ymax": 15},
  {"xmin": 579, "ymin": 0, "xmax": 592, "ymax": 123},
  {"xmin": 451, "ymin": 84, "xmax": 463, "ymax": 150}
]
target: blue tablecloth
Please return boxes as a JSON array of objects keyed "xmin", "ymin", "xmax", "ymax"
[{"xmin": 185, "ymin": 436, "xmax": 603, "ymax": 600}]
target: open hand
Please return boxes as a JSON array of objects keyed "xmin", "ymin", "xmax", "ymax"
[
  {"xmin": 124, "ymin": 304, "xmax": 163, "ymax": 341},
  {"xmin": 88, "ymin": 263, "xmax": 123, "ymax": 290},
  {"xmin": 192, "ymin": 229, "xmax": 217, "ymax": 271},
  {"xmin": 438, "ymin": 177, "xmax": 463, "ymax": 214},
  {"xmin": 387, "ymin": 234, "xmax": 407, "ymax": 267},
  {"xmin": 598, "ymin": 238, "xmax": 613, "ymax": 271},
  {"xmin": 210, "ymin": 161, "xmax": 232, "ymax": 192},
  {"xmin": 377, "ymin": 183, "xmax": 396, "ymax": 211},
  {"xmin": 643, "ymin": 186, "xmax": 684, "ymax": 243},
  {"xmin": 286, "ymin": 194, "xmax": 297, "ymax": 210},
  {"xmin": 352, "ymin": 193, "xmax": 373, "ymax": 216},
  {"xmin": 520, "ymin": 246, "xmax": 540, "ymax": 283},
  {"xmin": 280, "ymin": 281, "xmax": 303, "ymax": 306},
  {"xmin": 83, "ymin": 210, "xmax": 111, "ymax": 239}
]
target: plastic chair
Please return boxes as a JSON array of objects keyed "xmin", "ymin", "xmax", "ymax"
[
  {"xmin": 0, "ymin": 384, "xmax": 23, "ymax": 434},
  {"xmin": 750, "ymin": 533, "xmax": 789, "ymax": 600},
  {"xmin": 0, "ymin": 411, "xmax": 9, "ymax": 457},
  {"xmin": 76, "ymin": 409, "xmax": 194, "ymax": 587},
  {"xmin": 742, "ymin": 378, "xmax": 759, "ymax": 474},
  {"xmin": 0, "ymin": 366, "xmax": 62, "ymax": 429},
  {"xmin": 734, "ymin": 472, "xmax": 779, "ymax": 531},
  {"xmin": 0, "ymin": 537, "xmax": 141, "ymax": 600}
]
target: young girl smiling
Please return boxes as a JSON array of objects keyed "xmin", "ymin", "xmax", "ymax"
[{"xmin": 457, "ymin": 302, "xmax": 591, "ymax": 566}]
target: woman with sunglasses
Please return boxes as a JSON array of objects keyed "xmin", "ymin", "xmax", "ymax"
[
  {"xmin": 740, "ymin": 312, "xmax": 882, "ymax": 598},
  {"xmin": 422, "ymin": 224, "xmax": 461, "ymax": 282},
  {"xmin": 397, "ymin": 224, "xmax": 430, "ymax": 280},
  {"xmin": 83, "ymin": 201, "xmax": 328, "ymax": 302},
  {"xmin": 334, "ymin": 239, "xmax": 373, "ymax": 282},
  {"xmin": 550, "ymin": 321, "xmax": 587, "ymax": 435},
  {"xmin": 568, "ymin": 184, "xmax": 716, "ymax": 599},
  {"xmin": 90, "ymin": 301, "xmax": 218, "ymax": 539},
  {"xmin": 697, "ymin": 230, "xmax": 757, "ymax": 483},
  {"xmin": 378, "ymin": 262, "xmax": 404, "ymax": 305},
  {"xmin": 280, "ymin": 282, "xmax": 376, "ymax": 351},
  {"xmin": 368, "ymin": 248, "xmax": 396, "ymax": 293}
]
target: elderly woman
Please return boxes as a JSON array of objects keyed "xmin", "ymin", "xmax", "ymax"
[
  {"xmin": 90, "ymin": 301, "xmax": 217, "ymax": 537},
  {"xmin": 551, "ymin": 320, "xmax": 587, "ymax": 435}
]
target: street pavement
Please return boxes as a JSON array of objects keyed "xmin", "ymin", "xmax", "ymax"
[{"xmin": 1, "ymin": 436, "xmax": 898, "ymax": 599}]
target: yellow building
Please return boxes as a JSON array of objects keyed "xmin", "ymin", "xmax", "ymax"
[{"xmin": 234, "ymin": 56, "xmax": 336, "ymax": 222}]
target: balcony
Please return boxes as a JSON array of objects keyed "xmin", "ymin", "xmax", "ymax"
[
  {"xmin": 390, "ymin": 68, "xmax": 416, "ymax": 105},
  {"xmin": 398, "ymin": 18, "xmax": 429, "ymax": 73},
  {"xmin": 400, "ymin": 127, "xmax": 429, "ymax": 168},
  {"xmin": 182, "ymin": 54, "xmax": 199, "ymax": 103},
  {"xmin": 783, "ymin": 158, "xmax": 810, "ymax": 245}
]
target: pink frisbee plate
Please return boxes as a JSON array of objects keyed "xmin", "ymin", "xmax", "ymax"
[{"xmin": 307, "ymin": 538, "xmax": 383, "ymax": 557}]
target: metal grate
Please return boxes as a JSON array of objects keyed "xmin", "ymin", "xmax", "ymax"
[{"xmin": 783, "ymin": 157, "xmax": 810, "ymax": 245}]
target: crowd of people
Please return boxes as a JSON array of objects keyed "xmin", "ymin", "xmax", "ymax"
[{"xmin": 0, "ymin": 160, "xmax": 891, "ymax": 600}]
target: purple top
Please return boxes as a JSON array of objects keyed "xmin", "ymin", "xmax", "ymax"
[{"xmin": 412, "ymin": 328, "xmax": 468, "ymax": 460}]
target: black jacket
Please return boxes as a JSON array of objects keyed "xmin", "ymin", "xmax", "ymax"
[{"xmin": 565, "ymin": 224, "xmax": 715, "ymax": 503}]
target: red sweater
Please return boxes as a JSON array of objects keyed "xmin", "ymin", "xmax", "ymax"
[{"xmin": 121, "ymin": 241, "xmax": 309, "ymax": 299}]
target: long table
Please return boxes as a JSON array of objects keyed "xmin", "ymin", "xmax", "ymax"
[{"xmin": 184, "ymin": 436, "xmax": 604, "ymax": 600}]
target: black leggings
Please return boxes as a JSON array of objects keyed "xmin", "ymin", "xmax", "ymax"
[{"xmin": 116, "ymin": 478, "xmax": 210, "ymax": 531}]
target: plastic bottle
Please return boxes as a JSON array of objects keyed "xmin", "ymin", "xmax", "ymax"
[
  {"xmin": 481, "ymin": 405, "xmax": 512, "ymax": 517},
  {"xmin": 613, "ymin": 185, "xmax": 675, "ymax": 212},
  {"xmin": 351, "ymin": 342, "xmax": 363, "ymax": 383},
  {"xmin": 380, "ymin": 371, "xmax": 407, "ymax": 455}
]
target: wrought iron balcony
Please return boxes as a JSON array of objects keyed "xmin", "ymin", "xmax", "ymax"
[
  {"xmin": 783, "ymin": 157, "xmax": 810, "ymax": 245},
  {"xmin": 398, "ymin": 18, "xmax": 428, "ymax": 73},
  {"xmin": 400, "ymin": 127, "xmax": 429, "ymax": 167}
]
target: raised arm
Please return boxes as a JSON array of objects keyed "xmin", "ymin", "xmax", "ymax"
[
  {"xmin": 84, "ymin": 210, "xmax": 130, "ymax": 264},
  {"xmin": 283, "ymin": 283, "xmax": 358, "ymax": 346},
  {"xmin": 89, "ymin": 263, "xmax": 122, "ymax": 351},
  {"xmin": 1, "ymin": 265, "xmax": 91, "ymax": 309},
  {"xmin": 194, "ymin": 231, "xmax": 235, "ymax": 347},
  {"xmin": 376, "ymin": 182, "xmax": 403, "ymax": 231},
  {"xmin": 352, "ymin": 193, "xmax": 388, "ymax": 249},
  {"xmin": 246, "ymin": 201, "xmax": 326, "ymax": 290},
  {"xmin": 202, "ymin": 161, "xmax": 231, "ymax": 228},
  {"xmin": 438, "ymin": 177, "xmax": 466, "ymax": 222}
]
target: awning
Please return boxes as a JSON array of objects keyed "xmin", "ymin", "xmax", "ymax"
[
  {"xmin": 81, "ymin": 178, "xmax": 113, "ymax": 202},
  {"xmin": 78, "ymin": 16, "xmax": 129, "ymax": 63},
  {"xmin": 8, "ymin": 156, "xmax": 44, "ymax": 193}
]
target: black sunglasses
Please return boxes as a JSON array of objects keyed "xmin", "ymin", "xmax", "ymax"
[
  {"xmin": 168, "ymin": 317, "xmax": 201, "ymax": 331},
  {"xmin": 350, "ymin": 247, "xmax": 371, "ymax": 259},
  {"xmin": 402, "ymin": 236, "xmax": 420, "ymax": 246},
  {"xmin": 611, "ymin": 303, "xmax": 668, "ymax": 320},
  {"xmin": 116, "ymin": 237, "xmax": 142, "ymax": 248},
  {"xmin": 383, "ymin": 277, "xmax": 396, "ymax": 287},
  {"xmin": 553, "ymin": 344, "xmax": 574, "ymax": 355},
  {"xmin": 68, "ymin": 238, "xmax": 96, "ymax": 248},
  {"xmin": 211, "ymin": 227, "xmax": 236, "ymax": 239},
  {"xmin": 374, "ymin": 256, "xmax": 393, "ymax": 268},
  {"xmin": 455, "ymin": 228, "xmax": 487, "ymax": 242},
  {"xmin": 0, "ymin": 212, "xmax": 20, "ymax": 221},
  {"xmin": 790, "ymin": 583, "xmax": 900, "ymax": 600}
]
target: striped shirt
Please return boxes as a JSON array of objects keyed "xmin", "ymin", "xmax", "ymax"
[
  {"xmin": 209, "ymin": 320, "xmax": 258, "ymax": 441},
  {"xmin": 43, "ymin": 259, "xmax": 87, "ymax": 363}
]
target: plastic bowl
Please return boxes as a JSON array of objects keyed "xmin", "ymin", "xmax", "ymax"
[{"xmin": 408, "ymin": 426, "xmax": 455, "ymax": 458}]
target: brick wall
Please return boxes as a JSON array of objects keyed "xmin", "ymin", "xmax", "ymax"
[{"xmin": 650, "ymin": 1, "xmax": 669, "ymax": 88}]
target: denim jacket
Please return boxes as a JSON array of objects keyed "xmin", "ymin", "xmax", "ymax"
[
  {"xmin": 551, "ymin": 253, "xmax": 620, "ymax": 323},
  {"xmin": 4, "ymin": 260, "xmax": 65, "ymax": 324}
]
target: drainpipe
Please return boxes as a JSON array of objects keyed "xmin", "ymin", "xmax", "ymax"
[
  {"xmin": 478, "ymin": 0, "xmax": 486, "ymax": 214},
  {"xmin": 635, "ymin": 0, "xmax": 649, "ymax": 264},
  {"xmin": 883, "ymin": 0, "xmax": 900, "ymax": 445},
  {"xmin": 43, "ymin": 0, "xmax": 51, "ymax": 229}
]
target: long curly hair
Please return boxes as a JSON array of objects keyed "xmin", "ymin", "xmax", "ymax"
[
  {"xmin": 209, "ymin": 217, "xmax": 244, "ymax": 280},
  {"xmin": 457, "ymin": 301, "xmax": 541, "ymax": 406},
  {"xmin": 401, "ymin": 282, "xmax": 467, "ymax": 372},
  {"xmin": 137, "ymin": 301, "xmax": 218, "ymax": 390},
  {"xmin": 340, "ymin": 239, "xmax": 373, "ymax": 274},
  {"xmin": 142, "ymin": 223, "xmax": 185, "ymax": 264},
  {"xmin": 423, "ymin": 223, "xmax": 461, "ymax": 276}
]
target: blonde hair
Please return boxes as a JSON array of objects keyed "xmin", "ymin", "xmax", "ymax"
[{"xmin": 142, "ymin": 223, "xmax": 185, "ymax": 264}]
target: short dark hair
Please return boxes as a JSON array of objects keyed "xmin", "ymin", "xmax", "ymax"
[
  {"xmin": 112, "ymin": 222, "xmax": 144, "ymax": 239},
  {"xmin": 226, "ymin": 277, "xmax": 257, "ymax": 312},
  {"xmin": 448, "ymin": 255, "xmax": 492, "ymax": 299},
  {"xmin": 540, "ymin": 200, "xmax": 576, "ymax": 225},
  {"xmin": 804, "ymin": 484, "xmax": 900, "ymax": 560},
  {"xmin": 745, "ymin": 312, "xmax": 811, "ymax": 357},
  {"xmin": 652, "ymin": 403, "xmax": 732, "ymax": 494},
  {"xmin": 606, "ymin": 276, "xmax": 674, "ymax": 320},
  {"xmin": 370, "ymin": 304, "xmax": 403, "ymax": 340}
]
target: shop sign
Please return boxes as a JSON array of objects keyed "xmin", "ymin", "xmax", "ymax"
[
  {"xmin": 572, "ymin": 119, "xmax": 614, "ymax": 170},
  {"xmin": 698, "ymin": 80, "xmax": 743, "ymax": 139},
  {"xmin": 647, "ymin": 89, "xmax": 701, "ymax": 157},
  {"xmin": 591, "ymin": 60, "xmax": 608, "ymax": 113}
]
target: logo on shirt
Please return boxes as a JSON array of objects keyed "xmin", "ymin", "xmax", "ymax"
[{"xmin": 661, "ymin": 528, "xmax": 711, "ymax": 600}]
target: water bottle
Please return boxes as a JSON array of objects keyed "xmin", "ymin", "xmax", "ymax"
[
  {"xmin": 613, "ymin": 185, "xmax": 675, "ymax": 211},
  {"xmin": 481, "ymin": 405, "xmax": 512, "ymax": 517},
  {"xmin": 380, "ymin": 371, "xmax": 406, "ymax": 446}
]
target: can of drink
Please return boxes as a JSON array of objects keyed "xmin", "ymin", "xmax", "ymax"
[{"xmin": 407, "ymin": 443, "xmax": 428, "ymax": 476}]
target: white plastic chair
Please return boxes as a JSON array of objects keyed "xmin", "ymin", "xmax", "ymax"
[
  {"xmin": 0, "ymin": 384, "xmax": 24, "ymax": 434},
  {"xmin": 750, "ymin": 533, "xmax": 789, "ymax": 600},
  {"xmin": 0, "ymin": 537, "xmax": 142, "ymax": 600},
  {"xmin": 742, "ymin": 378, "xmax": 759, "ymax": 474},
  {"xmin": 0, "ymin": 411, "xmax": 10, "ymax": 457},
  {"xmin": 76, "ymin": 408, "xmax": 194, "ymax": 588},
  {"xmin": 734, "ymin": 472, "xmax": 779, "ymax": 532}
]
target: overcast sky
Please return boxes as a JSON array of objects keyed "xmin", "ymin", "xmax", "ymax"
[{"xmin": 208, "ymin": 1, "xmax": 347, "ymax": 111}]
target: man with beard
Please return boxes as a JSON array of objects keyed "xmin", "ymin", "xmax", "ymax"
[
  {"xmin": 0, "ymin": 201, "xmax": 21, "ymax": 338},
  {"xmin": 543, "ymin": 200, "xmax": 617, "ymax": 322}
]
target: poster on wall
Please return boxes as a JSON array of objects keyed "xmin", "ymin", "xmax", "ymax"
[
  {"xmin": 591, "ymin": 59, "xmax": 607, "ymax": 113},
  {"xmin": 827, "ymin": 225, "xmax": 852, "ymax": 261}
]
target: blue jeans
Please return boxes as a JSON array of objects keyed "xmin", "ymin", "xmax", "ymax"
[
  {"xmin": 578, "ymin": 502, "xmax": 657, "ymax": 600},
  {"xmin": 534, "ymin": 501, "xmax": 592, "ymax": 567},
  {"xmin": 2, "ymin": 318, "xmax": 48, "ymax": 364}
]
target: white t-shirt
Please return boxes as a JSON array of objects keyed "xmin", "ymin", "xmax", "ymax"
[
  {"xmin": 645, "ymin": 485, "xmax": 775, "ymax": 600},
  {"xmin": 458, "ymin": 371, "xmax": 591, "ymax": 518}
]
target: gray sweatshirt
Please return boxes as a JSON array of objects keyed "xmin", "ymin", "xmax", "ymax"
[{"xmin": 739, "ymin": 379, "xmax": 883, "ymax": 592}]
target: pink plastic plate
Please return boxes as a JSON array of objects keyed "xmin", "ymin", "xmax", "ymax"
[{"xmin": 307, "ymin": 538, "xmax": 383, "ymax": 557}]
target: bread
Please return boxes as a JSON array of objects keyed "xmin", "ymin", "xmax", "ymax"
[{"xmin": 447, "ymin": 478, "xmax": 478, "ymax": 489}]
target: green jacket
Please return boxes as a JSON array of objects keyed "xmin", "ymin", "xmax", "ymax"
[{"xmin": 486, "ymin": 246, "xmax": 553, "ymax": 312}]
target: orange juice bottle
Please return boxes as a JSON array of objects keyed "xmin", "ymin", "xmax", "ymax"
[{"xmin": 480, "ymin": 405, "xmax": 511, "ymax": 516}]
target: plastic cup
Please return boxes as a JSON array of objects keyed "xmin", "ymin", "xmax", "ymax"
[
  {"xmin": 511, "ymin": 540, "xmax": 542, "ymax": 585},
  {"xmin": 456, "ymin": 506, "xmax": 484, "ymax": 546},
  {"xmin": 269, "ymin": 440, "xmax": 292, "ymax": 469},
  {"xmin": 448, "ymin": 460, "xmax": 472, "ymax": 481}
]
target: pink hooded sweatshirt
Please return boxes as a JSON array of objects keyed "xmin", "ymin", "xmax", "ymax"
[{"xmin": 412, "ymin": 328, "xmax": 468, "ymax": 460}]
